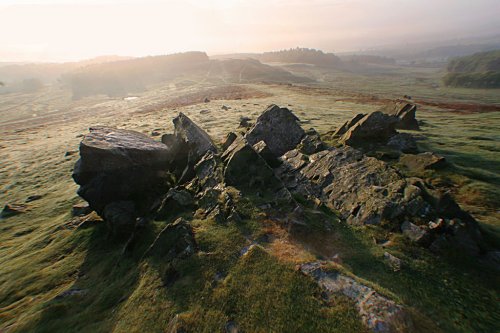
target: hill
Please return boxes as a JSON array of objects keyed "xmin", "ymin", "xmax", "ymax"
[{"xmin": 443, "ymin": 50, "xmax": 500, "ymax": 88}]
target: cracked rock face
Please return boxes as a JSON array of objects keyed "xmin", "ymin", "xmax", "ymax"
[
  {"xmin": 382, "ymin": 101, "xmax": 420, "ymax": 131},
  {"xmin": 300, "ymin": 262, "xmax": 403, "ymax": 332},
  {"xmin": 173, "ymin": 112, "xmax": 217, "ymax": 162},
  {"xmin": 245, "ymin": 104, "xmax": 305, "ymax": 157}
]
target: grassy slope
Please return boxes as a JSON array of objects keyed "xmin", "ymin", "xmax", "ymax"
[{"xmin": 1, "ymin": 66, "xmax": 499, "ymax": 332}]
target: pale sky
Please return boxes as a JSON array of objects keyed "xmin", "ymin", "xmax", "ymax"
[{"xmin": 1, "ymin": 0, "xmax": 499, "ymax": 62}]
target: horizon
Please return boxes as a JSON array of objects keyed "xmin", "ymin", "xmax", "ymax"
[{"xmin": 1, "ymin": 0, "xmax": 500, "ymax": 62}]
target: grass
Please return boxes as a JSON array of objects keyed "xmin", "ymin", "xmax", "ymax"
[{"xmin": 1, "ymin": 63, "xmax": 499, "ymax": 332}]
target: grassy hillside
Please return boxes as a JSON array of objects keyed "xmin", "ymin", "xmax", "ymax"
[{"xmin": 444, "ymin": 50, "xmax": 500, "ymax": 88}]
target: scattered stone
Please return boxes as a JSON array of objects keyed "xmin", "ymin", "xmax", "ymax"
[
  {"xmin": 300, "ymin": 262, "xmax": 404, "ymax": 332},
  {"xmin": 204, "ymin": 97, "xmax": 210, "ymax": 103},
  {"xmin": 225, "ymin": 320, "xmax": 239, "ymax": 333},
  {"xmin": 383, "ymin": 252, "xmax": 402, "ymax": 271},
  {"xmin": 386, "ymin": 133, "xmax": 418, "ymax": 153},
  {"xmin": 340, "ymin": 111, "xmax": 398, "ymax": 146},
  {"xmin": 245, "ymin": 104, "xmax": 305, "ymax": 157},
  {"xmin": 401, "ymin": 221, "xmax": 428, "ymax": 243},
  {"xmin": 151, "ymin": 131, "xmax": 161, "ymax": 136},
  {"xmin": 55, "ymin": 288, "xmax": 87, "ymax": 299},
  {"xmin": 200, "ymin": 109, "xmax": 210, "ymax": 114},
  {"xmin": 239, "ymin": 116, "xmax": 252, "ymax": 128},
  {"xmin": 25, "ymin": 195, "xmax": 42, "ymax": 202},
  {"xmin": 399, "ymin": 152, "xmax": 446, "ymax": 171},
  {"xmin": 65, "ymin": 150, "xmax": 78, "ymax": 157},
  {"xmin": 72, "ymin": 202, "xmax": 92, "ymax": 216},
  {"xmin": 1, "ymin": 203, "xmax": 29, "ymax": 218},
  {"xmin": 221, "ymin": 105, "xmax": 229, "ymax": 111}
]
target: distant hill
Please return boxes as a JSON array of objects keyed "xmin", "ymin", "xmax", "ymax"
[
  {"xmin": 338, "ymin": 55, "xmax": 396, "ymax": 65},
  {"xmin": 257, "ymin": 48, "xmax": 341, "ymax": 67},
  {"xmin": 443, "ymin": 50, "xmax": 500, "ymax": 88},
  {"xmin": 61, "ymin": 52, "xmax": 210, "ymax": 99}
]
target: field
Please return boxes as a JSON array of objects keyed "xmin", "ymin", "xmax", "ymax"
[{"xmin": 0, "ymin": 63, "xmax": 499, "ymax": 332}]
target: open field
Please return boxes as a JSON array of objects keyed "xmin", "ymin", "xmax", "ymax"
[{"xmin": 1, "ymin": 63, "xmax": 499, "ymax": 332}]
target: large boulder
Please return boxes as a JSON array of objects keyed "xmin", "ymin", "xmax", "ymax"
[
  {"xmin": 339, "ymin": 111, "xmax": 398, "ymax": 146},
  {"xmin": 245, "ymin": 104, "xmax": 305, "ymax": 157},
  {"xmin": 382, "ymin": 101, "xmax": 420, "ymax": 130},
  {"xmin": 72, "ymin": 127, "xmax": 172, "ymax": 224}
]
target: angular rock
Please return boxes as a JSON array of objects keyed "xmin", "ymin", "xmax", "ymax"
[
  {"xmin": 26, "ymin": 195, "xmax": 43, "ymax": 202},
  {"xmin": 298, "ymin": 128, "xmax": 326, "ymax": 155},
  {"xmin": 252, "ymin": 140, "xmax": 280, "ymax": 168},
  {"xmin": 382, "ymin": 101, "xmax": 420, "ymax": 130},
  {"xmin": 340, "ymin": 111, "xmax": 398, "ymax": 146},
  {"xmin": 222, "ymin": 137, "xmax": 281, "ymax": 191},
  {"xmin": 72, "ymin": 127, "xmax": 172, "ymax": 219},
  {"xmin": 245, "ymin": 104, "xmax": 305, "ymax": 157},
  {"xmin": 386, "ymin": 133, "xmax": 418, "ymax": 153},
  {"xmin": 384, "ymin": 252, "xmax": 402, "ymax": 271},
  {"xmin": 173, "ymin": 112, "xmax": 216, "ymax": 162},
  {"xmin": 400, "ymin": 152, "xmax": 446, "ymax": 171},
  {"xmin": 156, "ymin": 187, "xmax": 194, "ymax": 219},
  {"xmin": 332, "ymin": 113, "xmax": 366, "ymax": 137},
  {"xmin": 401, "ymin": 221, "xmax": 428, "ymax": 243}
]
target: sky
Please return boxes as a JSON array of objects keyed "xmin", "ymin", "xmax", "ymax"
[{"xmin": 0, "ymin": 0, "xmax": 499, "ymax": 62}]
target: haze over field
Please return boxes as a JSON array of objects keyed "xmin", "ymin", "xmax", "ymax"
[{"xmin": 1, "ymin": 0, "xmax": 500, "ymax": 62}]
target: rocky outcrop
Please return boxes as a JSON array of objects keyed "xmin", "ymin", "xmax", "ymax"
[
  {"xmin": 72, "ymin": 127, "xmax": 172, "ymax": 231},
  {"xmin": 1, "ymin": 203, "xmax": 29, "ymax": 218},
  {"xmin": 300, "ymin": 262, "xmax": 404, "ymax": 332},
  {"xmin": 339, "ymin": 112, "xmax": 398, "ymax": 146},
  {"xmin": 245, "ymin": 104, "xmax": 305, "ymax": 157},
  {"xmin": 275, "ymin": 145, "xmax": 483, "ymax": 253},
  {"xmin": 382, "ymin": 101, "xmax": 420, "ymax": 130}
]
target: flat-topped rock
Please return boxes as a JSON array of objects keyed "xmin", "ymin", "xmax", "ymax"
[
  {"xmin": 382, "ymin": 101, "xmax": 420, "ymax": 130},
  {"xmin": 72, "ymin": 127, "xmax": 172, "ymax": 227}
]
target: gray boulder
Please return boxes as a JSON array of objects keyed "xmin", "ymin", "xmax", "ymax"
[
  {"xmin": 245, "ymin": 104, "xmax": 305, "ymax": 157},
  {"xmin": 72, "ymin": 127, "xmax": 172, "ymax": 218},
  {"xmin": 340, "ymin": 111, "xmax": 399, "ymax": 146}
]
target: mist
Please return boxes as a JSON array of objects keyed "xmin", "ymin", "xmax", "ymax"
[{"xmin": 1, "ymin": 0, "xmax": 499, "ymax": 62}]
